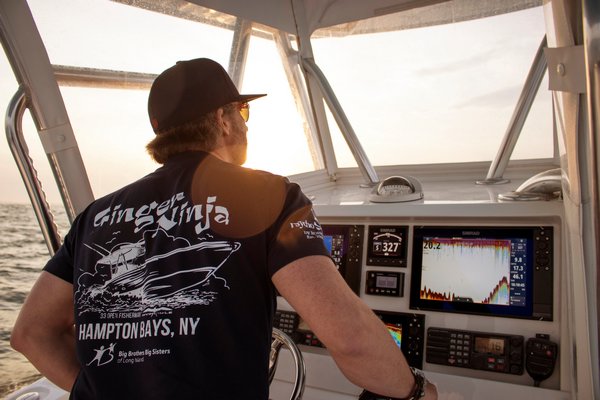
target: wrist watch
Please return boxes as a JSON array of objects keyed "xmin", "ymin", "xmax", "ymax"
[
  {"xmin": 358, "ymin": 367, "xmax": 428, "ymax": 400},
  {"xmin": 404, "ymin": 367, "xmax": 427, "ymax": 400}
]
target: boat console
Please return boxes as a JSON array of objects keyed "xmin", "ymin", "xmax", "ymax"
[
  {"xmin": 270, "ymin": 179, "xmax": 567, "ymax": 400},
  {"xmin": 1, "ymin": 0, "xmax": 598, "ymax": 398}
]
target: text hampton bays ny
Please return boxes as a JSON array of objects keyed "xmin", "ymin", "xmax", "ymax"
[
  {"xmin": 79, "ymin": 316, "xmax": 200, "ymax": 341},
  {"xmin": 93, "ymin": 192, "xmax": 229, "ymax": 234}
]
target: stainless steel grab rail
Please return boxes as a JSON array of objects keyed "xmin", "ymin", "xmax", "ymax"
[
  {"xmin": 477, "ymin": 36, "xmax": 548, "ymax": 185},
  {"xmin": 302, "ymin": 57, "xmax": 380, "ymax": 186},
  {"xmin": 270, "ymin": 328, "xmax": 306, "ymax": 400},
  {"xmin": 1, "ymin": 0, "xmax": 95, "ymax": 223},
  {"xmin": 5, "ymin": 86, "xmax": 61, "ymax": 255}
]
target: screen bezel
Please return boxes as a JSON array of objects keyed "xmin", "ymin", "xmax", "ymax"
[
  {"xmin": 321, "ymin": 225, "xmax": 363, "ymax": 294},
  {"xmin": 409, "ymin": 226, "xmax": 539, "ymax": 319},
  {"xmin": 321, "ymin": 225, "xmax": 350, "ymax": 276}
]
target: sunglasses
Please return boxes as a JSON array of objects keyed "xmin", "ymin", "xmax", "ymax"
[{"xmin": 238, "ymin": 102, "xmax": 250, "ymax": 122}]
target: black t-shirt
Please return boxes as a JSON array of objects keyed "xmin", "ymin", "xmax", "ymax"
[{"xmin": 44, "ymin": 151, "xmax": 329, "ymax": 399}]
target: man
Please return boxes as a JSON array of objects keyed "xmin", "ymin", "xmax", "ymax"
[{"xmin": 11, "ymin": 58, "xmax": 437, "ymax": 399}]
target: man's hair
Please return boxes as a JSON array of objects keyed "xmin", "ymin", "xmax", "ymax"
[{"xmin": 146, "ymin": 109, "xmax": 224, "ymax": 164}]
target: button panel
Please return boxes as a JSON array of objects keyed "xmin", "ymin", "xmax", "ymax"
[{"xmin": 427, "ymin": 327, "xmax": 524, "ymax": 375}]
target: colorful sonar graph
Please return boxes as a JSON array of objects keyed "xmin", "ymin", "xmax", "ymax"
[
  {"xmin": 386, "ymin": 324, "xmax": 402, "ymax": 348},
  {"xmin": 420, "ymin": 237, "xmax": 511, "ymax": 306}
]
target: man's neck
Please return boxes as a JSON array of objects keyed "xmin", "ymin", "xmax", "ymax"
[
  {"xmin": 209, "ymin": 147, "xmax": 233, "ymax": 164},
  {"xmin": 210, "ymin": 146, "xmax": 245, "ymax": 165}
]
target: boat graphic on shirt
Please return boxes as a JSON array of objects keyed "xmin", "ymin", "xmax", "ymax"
[{"xmin": 75, "ymin": 228, "xmax": 240, "ymax": 314}]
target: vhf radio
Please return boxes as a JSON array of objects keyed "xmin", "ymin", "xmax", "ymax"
[
  {"xmin": 426, "ymin": 327, "xmax": 524, "ymax": 374},
  {"xmin": 525, "ymin": 334, "xmax": 558, "ymax": 385}
]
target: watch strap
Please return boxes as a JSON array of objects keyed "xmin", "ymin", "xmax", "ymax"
[{"xmin": 358, "ymin": 367, "xmax": 427, "ymax": 400}]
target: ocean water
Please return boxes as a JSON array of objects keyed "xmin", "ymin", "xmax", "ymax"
[{"xmin": 0, "ymin": 203, "xmax": 69, "ymax": 397}]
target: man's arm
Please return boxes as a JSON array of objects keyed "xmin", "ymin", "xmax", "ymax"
[
  {"xmin": 11, "ymin": 271, "xmax": 79, "ymax": 391},
  {"xmin": 272, "ymin": 255, "xmax": 437, "ymax": 399}
]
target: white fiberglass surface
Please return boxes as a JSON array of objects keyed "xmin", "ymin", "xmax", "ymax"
[{"xmin": 312, "ymin": 6, "xmax": 552, "ymax": 168}]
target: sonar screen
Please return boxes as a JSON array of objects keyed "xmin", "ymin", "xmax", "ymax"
[
  {"xmin": 410, "ymin": 226, "xmax": 554, "ymax": 320},
  {"xmin": 386, "ymin": 324, "xmax": 403, "ymax": 348},
  {"xmin": 420, "ymin": 236, "xmax": 520, "ymax": 306}
]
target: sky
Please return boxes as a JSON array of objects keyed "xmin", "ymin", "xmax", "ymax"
[
  {"xmin": 0, "ymin": 0, "xmax": 314, "ymax": 204},
  {"xmin": 0, "ymin": 1, "xmax": 551, "ymax": 205}
]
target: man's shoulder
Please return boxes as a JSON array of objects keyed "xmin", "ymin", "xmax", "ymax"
[
  {"xmin": 193, "ymin": 154, "xmax": 293, "ymax": 193},
  {"xmin": 211, "ymin": 154, "xmax": 286, "ymax": 180}
]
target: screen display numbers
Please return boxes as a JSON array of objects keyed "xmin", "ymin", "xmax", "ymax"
[
  {"xmin": 474, "ymin": 337, "xmax": 505, "ymax": 355},
  {"xmin": 376, "ymin": 275, "xmax": 397, "ymax": 289},
  {"xmin": 372, "ymin": 234, "xmax": 402, "ymax": 256},
  {"xmin": 367, "ymin": 226, "xmax": 408, "ymax": 267},
  {"xmin": 509, "ymin": 239, "xmax": 527, "ymax": 306}
]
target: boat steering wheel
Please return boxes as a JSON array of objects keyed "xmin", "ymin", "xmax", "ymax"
[{"xmin": 269, "ymin": 328, "xmax": 306, "ymax": 400}]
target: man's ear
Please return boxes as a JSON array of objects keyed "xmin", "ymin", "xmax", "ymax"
[{"xmin": 216, "ymin": 107, "xmax": 232, "ymax": 137}]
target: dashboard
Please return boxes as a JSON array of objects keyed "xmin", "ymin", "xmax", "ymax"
[{"xmin": 273, "ymin": 216, "xmax": 563, "ymax": 399}]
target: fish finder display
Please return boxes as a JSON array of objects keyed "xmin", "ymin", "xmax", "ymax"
[
  {"xmin": 323, "ymin": 233, "xmax": 345, "ymax": 272},
  {"xmin": 374, "ymin": 310, "xmax": 425, "ymax": 368},
  {"xmin": 410, "ymin": 226, "xmax": 554, "ymax": 320},
  {"xmin": 386, "ymin": 324, "xmax": 403, "ymax": 348},
  {"xmin": 420, "ymin": 236, "xmax": 525, "ymax": 306}
]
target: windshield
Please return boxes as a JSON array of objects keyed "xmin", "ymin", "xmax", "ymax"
[
  {"xmin": 312, "ymin": 6, "xmax": 551, "ymax": 168},
  {"xmin": 1, "ymin": 0, "xmax": 313, "ymax": 205},
  {"xmin": 0, "ymin": 1, "xmax": 551, "ymax": 206}
]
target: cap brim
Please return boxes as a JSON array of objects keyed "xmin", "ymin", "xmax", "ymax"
[{"xmin": 238, "ymin": 93, "xmax": 267, "ymax": 102}]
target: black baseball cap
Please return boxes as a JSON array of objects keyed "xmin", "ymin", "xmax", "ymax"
[{"xmin": 148, "ymin": 58, "xmax": 266, "ymax": 133}]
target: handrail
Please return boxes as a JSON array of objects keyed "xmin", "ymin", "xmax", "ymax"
[
  {"xmin": 497, "ymin": 168, "xmax": 563, "ymax": 201},
  {"xmin": 53, "ymin": 64, "xmax": 156, "ymax": 89},
  {"xmin": 302, "ymin": 57, "xmax": 380, "ymax": 186},
  {"xmin": 477, "ymin": 35, "xmax": 548, "ymax": 185},
  {"xmin": 5, "ymin": 86, "xmax": 61, "ymax": 255},
  {"xmin": 273, "ymin": 31, "xmax": 324, "ymax": 171},
  {"xmin": 0, "ymin": 0, "xmax": 95, "ymax": 221},
  {"xmin": 270, "ymin": 328, "xmax": 306, "ymax": 400},
  {"xmin": 228, "ymin": 18, "xmax": 253, "ymax": 88}
]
